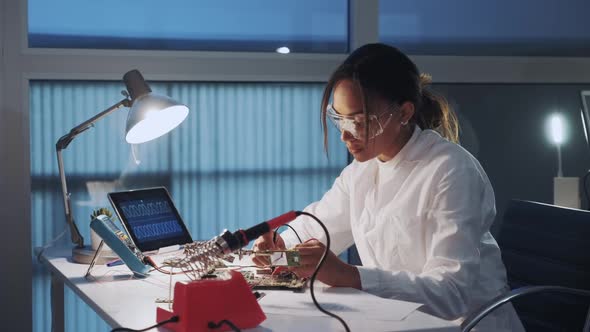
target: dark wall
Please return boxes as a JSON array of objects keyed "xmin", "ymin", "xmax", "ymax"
[{"xmin": 435, "ymin": 84, "xmax": 590, "ymax": 235}]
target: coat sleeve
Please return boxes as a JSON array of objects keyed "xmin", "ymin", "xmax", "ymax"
[
  {"xmin": 357, "ymin": 165, "xmax": 492, "ymax": 319},
  {"xmin": 280, "ymin": 164, "xmax": 355, "ymax": 256}
]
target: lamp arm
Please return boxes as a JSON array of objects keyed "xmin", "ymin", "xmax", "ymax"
[
  {"xmin": 55, "ymin": 98, "xmax": 130, "ymax": 247},
  {"xmin": 56, "ymin": 99, "xmax": 130, "ymax": 150}
]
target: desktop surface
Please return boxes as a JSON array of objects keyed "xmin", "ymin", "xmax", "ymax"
[{"xmin": 41, "ymin": 247, "xmax": 459, "ymax": 332}]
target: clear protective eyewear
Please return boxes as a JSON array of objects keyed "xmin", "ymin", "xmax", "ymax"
[{"xmin": 326, "ymin": 104, "xmax": 395, "ymax": 140}]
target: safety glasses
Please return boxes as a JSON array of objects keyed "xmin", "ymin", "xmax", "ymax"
[{"xmin": 326, "ymin": 104, "xmax": 395, "ymax": 140}]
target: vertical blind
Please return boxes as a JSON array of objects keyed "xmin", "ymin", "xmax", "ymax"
[{"xmin": 30, "ymin": 81, "xmax": 347, "ymax": 332}]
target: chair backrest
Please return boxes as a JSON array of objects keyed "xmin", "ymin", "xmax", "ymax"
[{"xmin": 499, "ymin": 199, "xmax": 590, "ymax": 331}]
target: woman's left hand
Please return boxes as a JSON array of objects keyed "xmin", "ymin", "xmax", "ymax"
[{"xmin": 291, "ymin": 239, "xmax": 361, "ymax": 289}]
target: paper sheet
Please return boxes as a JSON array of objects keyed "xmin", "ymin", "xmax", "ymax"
[{"xmin": 259, "ymin": 287, "xmax": 422, "ymax": 322}]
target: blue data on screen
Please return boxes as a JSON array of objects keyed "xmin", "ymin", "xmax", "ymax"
[{"xmin": 120, "ymin": 199, "xmax": 184, "ymax": 242}]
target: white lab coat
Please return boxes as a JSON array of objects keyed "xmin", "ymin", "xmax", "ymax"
[{"xmin": 282, "ymin": 126, "xmax": 524, "ymax": 331}]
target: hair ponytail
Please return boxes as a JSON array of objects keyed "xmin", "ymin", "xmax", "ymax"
[{"xmin": 414, "ymin": 73, "xmax": 460, "ymax": 143}]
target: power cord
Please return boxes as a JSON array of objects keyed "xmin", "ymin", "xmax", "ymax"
[
  {"xmin": 583, "ymin": 170, "xmax": 590, "ymax": 210},
  {"xmin": 111, "ymin": 315, "xmax": 179, "ymax": 332},
  {"xmin": 297, "ymin": 211, "xmax": 351, "ymax": 332},
  {"xmin": 273, "ymin": 223, "xmax": 303, "ymax": 244},
  {"xmin": 208, "ymin": 319, "xmax": 241, "ymax": 331}
]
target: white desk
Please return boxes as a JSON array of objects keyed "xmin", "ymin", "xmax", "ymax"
[{"xmin": 41, "ymin": 247, "xmax": 459, "ymax": 332}]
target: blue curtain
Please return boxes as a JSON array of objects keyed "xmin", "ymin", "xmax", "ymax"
[{"xmin": 30, "ymin": 81, "xmax": 347, "ymax": 332}]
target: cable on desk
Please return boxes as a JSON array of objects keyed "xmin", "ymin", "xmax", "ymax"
[
  {"xmin": 208, "ymin": 319, "xmax": 241, "ymax": 331},
  {"xmin": 298, "ymin": 211, "xmax": 351, "ymax": 332},
  {"xmin": 110, "ymin": 315, "xmax": 179, "ymax": 332},
  {"xmin": 273, "ymin": 223, "xmax": 303, "ymax": 244}
]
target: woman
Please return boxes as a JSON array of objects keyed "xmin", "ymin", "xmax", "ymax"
[{"xmin": 253, "ymin": 43, "xmax": 524, "ymax": 331}]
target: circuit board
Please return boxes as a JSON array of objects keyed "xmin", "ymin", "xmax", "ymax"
[
  {"xmin": 240, "ymin": 269, "xmax": 307, "ymax": 291},
  {"xmin": 237, "ymin": 249, "xmax": 301, "ymax": 267}
]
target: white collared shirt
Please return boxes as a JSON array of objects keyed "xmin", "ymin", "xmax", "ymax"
[{"xmin": 282, "ymin": 126, "xmax": 524, "ymax": 331}]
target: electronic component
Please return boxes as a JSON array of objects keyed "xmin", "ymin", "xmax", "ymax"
[
  {"xmin": 156, "ymin": 270, "xmax": 266, "ymax": 332},
  {"xmin": 240, "ymin": 269, "xmax": 307, "ymax": 291},
  {"xmin": 239, "ymin": 249, "xmax": 301, "ymax": 267},
  {"xmin": 89, "ymin": 214, "xmax": 150, "ymax": 278},
  {"xmin": 108, "ymin": 187, "xmax": 193, "ymax": 252},
  {"xmin": 160, "ymin": 211, "xmax": 299, "ymax": 280}
]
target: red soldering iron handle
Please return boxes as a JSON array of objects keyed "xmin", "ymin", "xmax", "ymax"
[
  {"xmin": 226, "ymin": 211, "xmax": 300, "ymax": 250},
  {"xmin": 266, "ymin": 211, "xmax": 299, "ymax": 230}
]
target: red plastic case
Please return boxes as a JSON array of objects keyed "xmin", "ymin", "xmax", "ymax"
[{"xmin": 157, "ymin": 270, "xmax": 266, "ymax": 331}]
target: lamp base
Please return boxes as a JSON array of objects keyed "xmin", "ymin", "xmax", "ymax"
[
  {"xmin": 554, "ymin": 177, "xmax": 581, "ymax": 209},
  {"xmin": 72, "ymin": 245, "xmax": 119, "ymax": 265}
]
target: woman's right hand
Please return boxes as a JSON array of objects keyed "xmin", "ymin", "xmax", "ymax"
[{"xmin": 251, "ymin": 232, "xmax": 286, "ymax": 266}]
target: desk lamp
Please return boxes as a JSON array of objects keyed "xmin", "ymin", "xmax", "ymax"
[
  {"xmin": 56, "ymin": 70, "xmax": 189, "ymax": 263},
  {"xmin": 547, "ymin": 113, "xmax": 580, "ymax": 208}
]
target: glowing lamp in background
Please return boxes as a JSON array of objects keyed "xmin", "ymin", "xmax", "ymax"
[
  {"xmin": 547, "ymin": 113, "xmax": 566, "ymax": 177},
  {"xmin": 546, "ymin": 113, "xmax": 580, "ymax": 209}
]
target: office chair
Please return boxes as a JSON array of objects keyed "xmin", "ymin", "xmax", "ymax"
[{"xmin": 462, "ymin": 200, "xmax": 590, "ymax": 332}]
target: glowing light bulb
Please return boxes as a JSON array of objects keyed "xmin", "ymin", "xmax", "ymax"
[
  {"xmin": 548, "ymin": 113, "xmax": 565, "ymax": 145},
  {"xmin": 276, "ymin": 46, "xmax": 290, "ymax": 54},
  {"xmin": 546, "ymin": 113, "xmax": 567, "ymax": 177}
]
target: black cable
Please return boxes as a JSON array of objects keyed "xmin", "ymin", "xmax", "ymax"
[
  {"xmin": 208, "ymin": 319, "xmax": 241, "ymax": 331},
  {"xmin": 111, "ymin": 315, "xmax": 179, "ymax": 332},
  {"xmin": 273, "ymin": 223, "xmax": 303, "ymax": 244},
  {"xmin": 583, "ymin": 169, "xmax": 590, "ymax": 210},
  {"xmin": 297, "ymin": 211, "xmax": 351, "ymax": 332},
  {"xmin": 264, "ymin": 224, "xmax": 302, "ymax": 270}
]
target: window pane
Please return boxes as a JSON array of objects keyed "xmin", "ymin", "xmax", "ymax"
[
  {"xmin": 379, "ymin": 0, "xmax": 590, "ymax": 56},
  {"xmin": 30, "ymin": 81, "xmax": 348, "ymax": 331},
  {"xmin": 28, "ymin": 0, "xmax": 348, "ymax": 53}
]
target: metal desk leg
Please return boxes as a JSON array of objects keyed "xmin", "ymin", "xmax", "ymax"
[{"xmin": 51, "ymin": 273, "xmax": 65, "ymax": 332}]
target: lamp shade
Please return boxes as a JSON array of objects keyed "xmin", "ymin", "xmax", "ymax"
[{"xmin": 125, "ymin": 93, "xmax": 189, "ymax": 144}]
